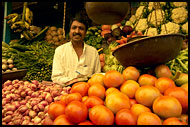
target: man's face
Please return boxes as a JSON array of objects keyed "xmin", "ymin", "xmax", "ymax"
[{"xmin": 69, "ymin": 20, "xmax": 86, "ymax": 43}]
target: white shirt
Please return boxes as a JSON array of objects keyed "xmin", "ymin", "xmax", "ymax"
[{"xmin": 51, "ymin": 41, "xmax": 101, "ymax": 86}]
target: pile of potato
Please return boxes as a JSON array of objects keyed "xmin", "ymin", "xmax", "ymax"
[{"xmin": 45, "ymin": 26, "xmax": 66, "ymax": 46}]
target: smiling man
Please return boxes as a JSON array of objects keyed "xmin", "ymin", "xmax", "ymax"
[{"xmin": 51, "ymin": 13, "xmax": 101, "ymax": 86}]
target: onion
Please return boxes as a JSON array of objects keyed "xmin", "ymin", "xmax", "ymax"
[
  {"xmin": 5, "ymin": 111, "xmax": 13, "ymax": 116},
  {"xmin": 6, "ymin": 105, "xmax": 16, "ymax": 112},
  {"xmin": 2, "ymin": 109, "xmax": 7, "ymax": 117},
  {"xmin": 33, "ymin": 116, "xmax": 42, "ymax": 124},
  {"xmin": 43, "ymin": 115, "xmax": 54, "ymax": 125},
  {"xmin": 25, "ymin": 96, "xmax": 31, "ymax": 100},
  {"xmin": 38, "ymin": 104, "xmax": 45, "ymax": 111},
  {"xmin": 32, "ymin": 80, "xmax": 39, "ymax": 85},
  {"xmin": 38, "ymin": 112, "xmax": 45, "ymax": 119},
  {"xmin": 54, "ymin": 96, "xmax": 61, "ymax": 101},
  {"xmin": 26, "ymin": 102, "xmax": 32, "ymax": 109},
  {"xmin": 27, "ymin": 91, "xmax": 33, "ymax": 96},
  {"xmin": 33, "ymin": 105, "xmax": 40, "ymax": 112},
  {"xmin": 24, "ymin": 81, "xmax": 30, "ymax": 86},
  {"xmin": 7, "ymin": 122, "xmax": 14, "ymax": 125},
  {"xmin": 20, "ymin": 91, "xmax": 26, "ymax": 98},
  {"xmin": 2, "ymin": 122, "xmax": 6, "ymax": 125},
  {"xmin": 3, "ymin": 115, "xmax": 12, "ymax": 123},
  {"xmin": 40, "ymin": 101, "xmax": 48, "ymax": 106},
  {"xmin": 44, "ymin": 87, "xmax": 50, "ymax": 92},
  {"xmin": 12, "ymin": 79, "xmax": 19, "ymax": 84},
  {"xmin": 44, "ymin": 105, "xmax": 49, "ymax": 113},
  {"xmin": 29, "ymin": 110, "xmax": 37, "ymax": 118},
  {"xmin": 30, "ymin": 100, "xmax": 38, "ymax": 107},
  {"xmin": 30, "ymin": 83, "xmax": 37, "ymax": 90},
  {"xmin": 18, "ymin": 105, "xmax": 28, "ymax": 113},
  {"xmin": 20, "ymin": 100, "xmax": 27, "ymax": 105},
  {"xmin": 12, "ymin": 119, "xmax": 22, "ymax": 125},
  {"xmin": 22, "ymin": 120, "xmax": 30, "ymax": 125},
  {"xmin": 22, "ymin": 109, "xmax": 30, "ymax": 116},
  {"xmin": 3, "ymin": 80, "xmax": 12, "ymax": 87},
  {"xmin": 31, "ymin": 92, "xmax": 39, "ymax": 98},
  {"xmin": 23, "ymin": 116, "xmax": 31, "ymax": 121},
  {"xmin": 45, "ymin": 94, "xmax": 53, "ymax": 103},
  {"xmin": 12, "ymin": 101, "xmax": 20, "ymax": 108}
]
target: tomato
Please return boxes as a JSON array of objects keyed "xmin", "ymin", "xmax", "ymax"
[
  {"xmin": 70, "ymin": 82, "xmax": 89, "ymax": 96},
  {"xmin": 104, "ymin": 70, "xmax": 124, "ymax": 88},
  {"xmin": 83, "ymin": 96, "xmax": 104, "ymax": 109},
  {"xmin": 105, "ymin": 87, "xmax": 120, "ymax": 96},
  {"xmin": 155, "ymin": 77, "xmax": 176, "ymax": 94},
  {"xmin": 78, "ymin": 120, "xmax": 94, "ymax": 125},
  {"xmin": 82, "ymin": 96, "xmax": 88, "ymax": 102},
  {"xmin": 122, "ymin": 66, "xmax": 140, "ymax": 81},
  {"xmin": 129, "ymin": 99, "xmax": 138, "ymax": 107},
  {"xmin": 88, "ymin": 73, "xmax": 105, "ymax": 86},
  {"xmin": 115, "ymin": 108, "xmax": 137, "ymax": 125},
  {"xmin": 88, "ymin": 83, "xmax": 106, "ymax": 99},
  {"xmin": 65, "ymin": 93, "xmax": 82, "ymax": 105},
  {"xmin": 53, "ymin": 114, "xmax": 74, "ymax": 125},
  {"xmin": 138, "ymin": 74, "xmax": 157, "ymax": 86},
  {"xmin": 120, "ymin": 80, "xmax": 140, "ymax": 99},
  {"xmin": 60, "ymin": 95, "xmax": 67, "ymax": 104},
  {"xmin": 105, "ymin": 91, "xmax": 130, "ymax": 114},
  {"xmin": 48, "ymin": 101, "xmax": 66, "ymax": 120},
  {"xmin": 152, "ymin": 96, "xmax": 182, "ymax": 119},
  {"xmin": 137, "ymin": 112, "xmax": 162, "ymax": 125},
  {"xmin": 89, "ymin": 105, "xmax": 114, "ymax": 125},
  {"xmin": 164, "ymin": 87, "xmax": 188, "ymax": 114},
  {"xmin": 163, "ymin": 117, "xmax": 187, "ymax": 125},
  {"xmin": 65, "ymin": 101, "xmax": 88, "ymax": 124},
  {"xmin": 154, "ymin": 64, "xmax": 173, "ymax": 78}
]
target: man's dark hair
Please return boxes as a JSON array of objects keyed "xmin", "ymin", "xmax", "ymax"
[{"xmin": 69, "ymin": 11, "xmax": 89, "ymax": 31}]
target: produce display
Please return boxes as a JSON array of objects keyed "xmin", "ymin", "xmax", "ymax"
[
  {"xmin": 2, "ymin": 80, "xmax": 71, "ymax": 125},
  {"xmin": 44, "ymin": 26, "xmax": 66, "ymax": 46},
  {"xmin": 1, "ymin": 1, "xmax": 189, "ymax": 125},
  {"xmin": 41, "ymin": 65, "xmax": 187, "ymax": 125}
]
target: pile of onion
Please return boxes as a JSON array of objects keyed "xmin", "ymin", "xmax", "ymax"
[{"xmin": 2, "ymin": 79, "xmax": 71, "ymax": 125}]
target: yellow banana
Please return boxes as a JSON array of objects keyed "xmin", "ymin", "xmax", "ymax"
[
  {"xmin": 10, "ymin": 15, "xmax": 19, "ymax": 24},
  {"xmin": 4, "ymin": 13, "xmax": 18, "ymax": 19},
  {"xmin": 24, "ymin": 21, "xmax": 30, "ymax": 29},
  {"xmin": 22, "ymin": 31, "xmax": 32, "ymax": 40},
  {"xmin": 29, "ymin": 10, "xmax": 33, "ymax": 24},
  {"xmin": 25, "ymin": 8, "xmax": 31, "ymax": 24}
]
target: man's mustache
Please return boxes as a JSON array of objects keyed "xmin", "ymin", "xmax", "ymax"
[{"xmin": 73, "ymin": 33, "xmax": 81, "ymax": 36}]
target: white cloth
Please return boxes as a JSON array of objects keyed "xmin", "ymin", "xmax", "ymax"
[{"xmin": 51, "ymin": 41, "xmax": 101, "ymax": 86}]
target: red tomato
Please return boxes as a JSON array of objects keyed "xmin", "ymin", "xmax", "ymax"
[
  {"xmin": 89, "ymin": 105, "xmax": 114, "ymax": 125},
  {"xmin": 78, "ymin": 120, "xmax": 94, "ymax": 125},
  {"xmin": 122, "ymin": 66, "xmax": 140, "ymax": 81},
  {"xmin": 65, "ymin": 101, "xmax": 88, "ymax": 124},
  {"xmin": 48, "ymin": 101, "xmax": 66, "ymax": 120},
  {"xmin": 83, "ymin": 96, "xmax": 104, "ymax": 109},
  {"xmin": 70, "ymin": 82, "xmax": 89, "ymax": 96},
  {"xmin": 154, "ymin": 64, "xmax": 173, "ymax": 78},
  {"xmin": 53, "ymin": 114, "xmax": 74, "ymax": 125},
  {"xmin": 115, "ymin": 108, "xmax": 137, "ymax": 125},
  {"xmin": 65, "ymin": 93, "xmax": 82, "ymax": 105},
  {"xmin": 129, "ymin": 98, "xmax": 138, "ymax": 107},
  {"xmin": 138, "ymin": 74, "xmax": 157, "ymax": 86},
  {"xmin": 88, "ymin": 83, "xmax": 106, "ymax": 99}
]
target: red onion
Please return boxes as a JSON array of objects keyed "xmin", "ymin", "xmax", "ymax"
[
  {"xmin": 30, "ymin": 100, "xmax": 38, "ymax": 107},
  {"xmin": 32, "ymin": 80, "xmax": 39, "ymax": 85},
  {"xmin": 33, "ymin": 116, "xmax": 41, "ymax": 124},
  {"xmin": 2, "ymin": 115, "xmax": 12, "ymax": 123},
  {"xmin": 26, "ymin": 102, "xmax": 32, "ymax": 109},
  {"xmin": 38, "ymin": 104, "xmax": 45, "ymax": 111},
  {"xmin": 20, "ymin": 91, "xmax": 26, "ymax": 98},
  {"xmin": 28, "ymin": 122, "xmax": 34, "ymax": 125},
  {"xmin": 7, "ymin": 122, "xmax": 14, "ymax": 125},
  {"xmin": 13, "ymin": 83, "xmax": 20, "ymax": 88},
  {"xmin": 31, "ymin": 83, "xmax": 37, "ymax": 90},
  {"xmin": 12, "ymin": 101, "xmax": 20, "ymax": 108},
  {"xmin": 18, "ymin": 105, "xmax": 28, "ymax": 113},
  {"xmin": 31, "ymin": 92, "xmax": 39, "ymax": 98},
  {"xmin": 33, "ymin": 105, "xmax": 40, "ymax": 112},
  {"xmin": 44, "ymin": 87, "xmax": 50, "ymax": 92},
  {"xmin": 18, "ymin": 80, "xmax": 24, "ymax": 84},
  {"xmin": 29, "ymin": 110, "xmax": 37, "ymax": 118},
  {"xmin": 12, "ymin": 79, "xmax": 19, "ymax": 84},
  {"xmin": 22, "ymin": 120, "xmax": 30, "ymax": 125},
  {"xmin": 40, "ymin": 101, "xmax": 48, "ymax": 107},
  {"xmin": 38, "ymin": 112, "xmax": 45, "ymax": 119},
  {"xmin": 5, "ymin": 111, "xmax": 13, "ymax": 116},
  {"xmin": 6, "ymin": 105, "xmax": 16, "ymax": 112},
  {"xmin": 20, "ymin": 100, "xmax": 27, "ymax": 105},
  {"xmin": 12, "ymin": 119, "xmax": 22, "ymax": 125},
  {"xmin": 23, "ymin": 109, "xmax": 30, "ymax": 116},
  {"xmin": 27, "ymin": 91, "xmax": 33, "ymax": 96},
  {"xmin": 45, "ymin": 94, "xmax": 53, "ymax": 103},
  {"xmin": 3, "ymin": 80, "xmax": 12, "ymax": 87},
  {"xmin": 44, "ymin": 105, "xmax": 49, "ymax": 113},
  {"xmin": 23, "ymin": 116, "xmax": 31, "ymax": 121}
]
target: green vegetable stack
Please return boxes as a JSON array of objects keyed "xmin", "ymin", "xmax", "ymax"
[
  {"xmin": 166, "ymin": 48, "xmax": 188, "ymax": 75},
  {"xmin": 84, "ymin": 26, "xmax": 103, "ymax": 50},
  {"xmin": 103, "ymin": 41, "xmax": 125, "ymax": 73}
]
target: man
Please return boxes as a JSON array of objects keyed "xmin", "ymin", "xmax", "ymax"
[{"xmin": 51, "ymin": 15, "xmax": 101, "ymax": 86}]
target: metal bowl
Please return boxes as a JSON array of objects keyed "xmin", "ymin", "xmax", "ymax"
[
  {"xmin": 112, "ymin": 34, "xmax": 184, "ymax": 68},
  {"xmin": 2, "ymin": 69, "xmax": 27, "ymax": 83}
]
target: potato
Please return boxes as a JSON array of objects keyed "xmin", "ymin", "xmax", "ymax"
[
  {"xmin": 52, "ymin": 36, "xmax": 59, "ymax": 42},
  {"xmin": 46, "ymin": 30, "xmax": 52, "ymax": 35},
  {"xmin": 57, "ymin": 28, "xmax": 63, "ymax": 35},
  {"xmin": 51, "ymin": 31, "xmax": 58, "ymax": 36},
  {"xmin": 58, "ymin": 35, "xmax": 63, "ymax": 41},
  {"xmin": 50, "ymin": 26, "xmax": 57, "ymax": 31},
  {"xmin": 45, "ymin": 35, "xmax": 53, "ymax": 41}
]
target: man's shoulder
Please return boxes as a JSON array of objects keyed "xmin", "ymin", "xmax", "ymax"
[{"xmin": 56, "ymin": 42, "xmax": 70, "ymax": 51}]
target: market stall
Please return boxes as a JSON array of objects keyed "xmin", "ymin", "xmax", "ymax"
[{"xmin": 2, "ymin": 2, "xmax": 188, "ymax": 125}]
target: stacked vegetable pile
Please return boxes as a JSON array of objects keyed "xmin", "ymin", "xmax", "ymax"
[
  {"xmin": 2, "ymin": 40, "xmax": 56, "ymax": 82},
  {"xmin": 84, "ymin": 26, "xmax": 103, "ymax": 50},
  {"xmin": 2, "ymin": 58, "xmax": 17, "ymax": 73},
  {"xmin": 43, "ymin": 65, "xmax": 188, "ymax": 125},
  {"xmin": 126, "ymin": 2, "xmax": 188, "ymax": 36},
  {"xmin": 45, "ymin": 26, "xmax": 66, "ymax": 46},
  {"xmin": 2, "ymin": 79, "xmax": 71, "ymax": 125}
]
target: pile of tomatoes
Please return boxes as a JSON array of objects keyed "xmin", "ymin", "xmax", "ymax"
[{"xmin": 45, "ymin": 65, "xmax": 188, "ymax": 125}]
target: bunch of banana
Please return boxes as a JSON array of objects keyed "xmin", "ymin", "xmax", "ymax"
[{"xmin": 4, "ymin": 2, "xmax": 34, "ymax": 40}]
